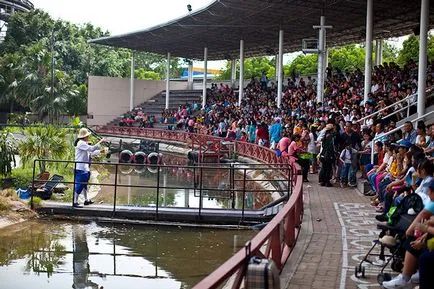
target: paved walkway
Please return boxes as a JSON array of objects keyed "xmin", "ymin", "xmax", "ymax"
[{"xmin": 281, "ymin": 180, "xmax": 395, "ymax": 289}]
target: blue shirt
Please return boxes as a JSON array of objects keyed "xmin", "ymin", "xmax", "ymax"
[
  {"xmin": 425, "ymin": 201, "xmax": 434, "ymax": 214},
  {"xmin": 269, "ymin": 123, "xmax": 283, "ymax": 143}
]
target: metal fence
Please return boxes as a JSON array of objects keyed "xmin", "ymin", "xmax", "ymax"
[{"xmin": 31, "ymin": 159, "xmax": 292, "ymax": 222}]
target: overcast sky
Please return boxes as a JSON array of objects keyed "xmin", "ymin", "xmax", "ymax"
[
  {"xmin": 32, "ymin": 0, "xmax": 214, "ymax": 35},
  {"xmin": 30, "ymin": 0, "xmax": 416, "ymax": 70}
]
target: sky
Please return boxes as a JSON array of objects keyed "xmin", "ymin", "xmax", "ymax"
[
  {"xmin": 32, "ymin": 0, "xmax": 214, "ymax": 36},
  {"xmin": 32, "ymin": 0, "xmax": 226, "ymax": 68},
  {"xmin": 30, "ymin": 0, "xmax": 414, "ymax": 70}
]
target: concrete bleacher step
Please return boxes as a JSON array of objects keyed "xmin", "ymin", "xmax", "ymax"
[{"xmin": 106, "ymin": 89, "xmax": 203, "ymax": 125}]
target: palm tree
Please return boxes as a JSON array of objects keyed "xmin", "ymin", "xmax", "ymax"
[
  {"xmin": 16, "ymin": 41, "xmax": 78, "ymax": 123},
  {"xmin": 19, "ymin": 125, "xmax": 68, "ymax": 174},
  {"xmin": 30, "ymin": 70, "xmax": 78, "ymax": 123}
]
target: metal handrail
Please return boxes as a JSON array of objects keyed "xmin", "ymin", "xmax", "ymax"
[
  {"xmin": 357, "ymin": 93, "xmax": 415, "ymax": 124},
  {"xmin": 31, "ymin": 159, "xmax": 292, "ymax": 220},
  {"xmin": 381, "ymin": 104, "xmax": 411, "ymax": 120},
  {"xmin": 370, "ymin": 110, "xmax": 434, "ymax": 162}
]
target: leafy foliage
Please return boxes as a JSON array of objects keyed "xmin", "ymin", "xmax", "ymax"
[
  {"xmin": 18, "ymin": 125, "xmax": 68, "ymax": 174},
  {"xmin": 216, "ymin": 57, "xmax": 276, "ymax": 80},
  {"xmin": 0, "ymin": 9, "xmax": 185, "ymax": 120},
  {"xmin": 396, "ymin": 34, "xmax": 434, "ymax": 67}
]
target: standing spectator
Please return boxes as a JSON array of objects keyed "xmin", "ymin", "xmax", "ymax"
[
  {"xmin": 256, "ymin": 122, "xmax": 270, "ymax": 147},
  {"xmin": 318, "ymin": 124, "xmax": 336, "ymax": 187},
  {"xmin": 269, "ymin": 118, "xmax": 283, "ymax": 149}
]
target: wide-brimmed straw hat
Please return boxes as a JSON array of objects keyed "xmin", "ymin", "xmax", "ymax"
[{"xmin": 77, "ymin": 128, "xmax": 91, "ymax": 139}]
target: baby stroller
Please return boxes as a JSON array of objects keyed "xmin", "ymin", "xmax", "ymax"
[{"xmin": 354, "ymin": 193, "xmax": 424, "ymax": 284}]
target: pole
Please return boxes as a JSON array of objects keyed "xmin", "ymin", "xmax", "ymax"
[
  {"xmin": 417, "ymin": 0, "xmax": 429, "ymax": 117},
  {"xmin": 202, "ymin": 47, "xmax": 208, "ymax": 108},
  {"xmin": 238, "ymin": 39, "xmax": 244, "ymax": 106},
  {"xmin": 187, "ymin": 61, "xmax": 193, "ymax": 90},
  {"xmin": 165, "ymin": 52, "xmax": 170, "ymax": 110},
  {"xmin": 378, "ymin": 39, "xmax": 383, "ymax": 66},
  {"xmin": 129, "ymin": 51, "xmax": 135, "ymax": 111},
  {"xmin": 277, "ymin": 29, "xmax": 284, "ymax": 108},
  {"xmin": 51, "ymin": 28, "xmax": 55, "ymax": 100},
  {"xmin": 364, "ymin": 0, "xmax": 373, "ymax": 103},
  {"xmin": 316, "ymin": 16, "xmax": 325, "ymax": 103},
  {"xmin": 230, "ymin": 59, "xmax": 237, "ymax": 88}
]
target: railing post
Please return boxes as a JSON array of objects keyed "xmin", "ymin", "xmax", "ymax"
[
  {"xmin": 113, "ymin": 163, "xmax": 118, "ymax": 217},
  {"xmin": 30, "ymin": 160, "xmax": 37, "ymax": 210},
  {"xmin": 72, "ymin": 161, "xmax": 77, "ymax": 207},
  {"xmin": 407, "ymin": 101, "xmax": 411, "ymax": 118},
  {"xmin": 231, "ymin": 163, "xmax": 235, "ymax": 209},
  {"xmin": 156, "ymin": 164, "xmax": 160, "ymax": 219},
  {"xmin": 241, "ymin": 168, "xmax": 247, "ymax": 221},
  {"xmin": 287, "ymin": 164, "xmax": 292, "ymax": 199},
  {"xmin": 271, "ymin": 226, "xmax": 282, "ymax": 270},
  {"xmin": 199, "ymin": 165, "xmax": 203, "ymax": 218}
]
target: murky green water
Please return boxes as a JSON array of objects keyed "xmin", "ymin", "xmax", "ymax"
[{"xmin": 0, "ymin": 220, "xmax": 256, "ymax": 289}]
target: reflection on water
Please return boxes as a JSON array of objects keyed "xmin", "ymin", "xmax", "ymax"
[
  {"xmin": 0, "ymin": 220, "xmax": 256, "ymax": 289},
  {"xmin": 96, "ymin": 164, "xmax": 270, "ymax": 210}
]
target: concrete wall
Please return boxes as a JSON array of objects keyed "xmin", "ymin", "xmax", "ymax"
[{"xmin": 87, "ymin": 76, "xmax": 187, "ymax": 126}]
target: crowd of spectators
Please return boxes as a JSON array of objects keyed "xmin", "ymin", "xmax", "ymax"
[
  {"xmin": 118, "ymin": 107, "xmax": 157, "ymax": 128},
  {"xmin": 114, "ymin": 59, "xmax": 434, "ymax": 288},
  {"xmin": 161, "ymin": 60, "xmax": 434, "ymax": 288}
]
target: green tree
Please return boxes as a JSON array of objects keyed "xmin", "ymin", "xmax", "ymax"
[
  {"xmin": 19, "ymin": 125, "xmax": 68, "ymax": 174},
  {"xmin": 381, "ymin": 41, "xmax": 398, "ymax": 64},
  {"xmin": 285, "ymin": 53, "xmax": 318, "ymax": 76},
  {"xmin": 134, "ymin": 68, "xmax": 161, "ymax": 80},
  {"xmin": 216, "ymin": 57, "xmax": 275, "ymax": 80},
  {"xmin": 397, "ymin": 34, "xmax": 434, "ymax": 66}
]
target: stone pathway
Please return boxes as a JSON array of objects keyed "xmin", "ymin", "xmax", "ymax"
[{"xmin": 282, "ymin": 180, "xmax": 397, "ymax": 289}]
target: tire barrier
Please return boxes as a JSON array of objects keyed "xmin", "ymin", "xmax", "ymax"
[
  {"xmin": 134, "ymin": 151, "xmax": 147, "ymax": 164},
  {"xmin": 148, "ymin": 152, "xmax": 161, "ymax": 165},
  {"xmin": 119, "ymin": 150, "xmax": 133, "ymax": 163},
  {"xmin": 134, "ymin": 166, "xmax": 147, "ymax": 174},
  {"xmin": 119, "ymin": 165, "xmax": 134, "ymax": 175},
  {"xmin": 187, "ymin": 151, "xmax": 199, "ymax": 165}
]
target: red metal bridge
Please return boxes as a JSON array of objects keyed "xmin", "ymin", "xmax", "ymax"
[{"xmin": 93, "ymin": 126, "xmax": 304, "ymax": 289}]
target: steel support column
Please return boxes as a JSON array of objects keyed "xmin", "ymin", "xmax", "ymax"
[
  {"xmin": 277, "ymin": 29, "xmax": 284, "ymax": 108},
  {"xmin": 129, "ymin": 51, "xmax": 135, "ymax": 111},
  {"xmin": 202, "ymin": 47, "xmax": 208, "ymax": 108},
  {"xmin": 187, "ymin": 61, "xmax": 193, "ymax": 90},
  {"xmin": 418, "ymin": 0, "xmax": 429, "ymax": 117},
  {"xmin": 375, "ymin": 39, "xmax": 383, "ymax": 66},
  {"xmin": 165, "ymin": 52, "xmax": 170, "ymax": 110},
  {"xmin": 238, "ymin": 40, "xmax": 244, "ymax": 106},
  {"xmin": 316, "ymin": 16, "xmax": 325, "ymax": 103},
  {"xmin": 364, "ymin": 0, "xmax": 373, "ymax": 103},
  {"xmin": 230, "ymin": 59, "xmax": 237, "ymax": 88}
]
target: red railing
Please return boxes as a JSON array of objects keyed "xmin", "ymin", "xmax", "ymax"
[{"xmin": 93, "ymin": 126, "xmax": 304, "ymax": 289}]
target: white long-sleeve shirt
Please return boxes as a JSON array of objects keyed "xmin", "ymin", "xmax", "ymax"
[{"xmin": 75, "ymin": 140, "xmax": 101, "ymax": 171}]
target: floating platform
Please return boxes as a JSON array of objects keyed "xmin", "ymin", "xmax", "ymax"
[{"xmin": 37, "ymin": 201, "xmax": 273, "ymax": 225}]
